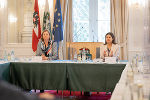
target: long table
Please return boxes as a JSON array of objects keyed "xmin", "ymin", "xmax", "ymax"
[
  {"xmin": 0, "ymin": 62, "xmax": 126, "ymax": 92},
  {"xmin": 0, "ymin": 62, "xmax": 10, "ymax": 82},
  {"xmin": 110, "ymin": 63, "xmax": 150, "ymax": 100},
  {"xmin": 67, "ymin": 63, "xmax": 125, "ymax": 92},
  {"xmin": 10, "ymin": 62, "xmax": 67, "ymax": 90}
]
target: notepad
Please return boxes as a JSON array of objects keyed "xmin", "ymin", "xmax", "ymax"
[
  {"xmin": 31, "ymin": 56, "xmax": 42, "ymax": 61},
  {"xmin": 105, "ymin": 57, "xmax": 116, "ymax": 63}
]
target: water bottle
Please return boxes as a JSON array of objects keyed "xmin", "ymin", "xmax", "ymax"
[
  {"xmin": 74, "ymin": 50, "xmax": 77, "ymax": 61},
  {"xmin": 82, "ymin": 48, "xmax": 86, "ymax": 61},
  {"xmin": 135, "ymin": 54, "xmax": 139, "ymax": 67},
  {"xmin": 3, "ymin": 50, "xmax": 7, "ymax": 61},
  {"xmin": 7, "ymin": 53, "xmax": 11, "ymax": 61},
  {"xmin": 137, "ymin": 84, "xmax": 144, "ymax": 100},
  {"xmin": 77, "ymin": 54, "xmax": 81, "ymax": 61},
  {"xmin": 10, "ymin": 50, "xmax": 15, "ymax": 61}
]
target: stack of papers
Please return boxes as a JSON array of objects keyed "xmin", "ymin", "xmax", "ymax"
[{"xmin": 105, "ymin": 57, "xmax": 116, "ymax": 63}]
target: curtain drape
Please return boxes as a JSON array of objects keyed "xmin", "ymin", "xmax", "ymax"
[
  {"xmin": 111, "ymin": 0, "xmax": 129, "ymax": 60},
  {"xmin": 0, "ymin": 2, "xmax": 7, "ymax": 47},
  {"xmin": 54, "ymin": 0, "xmax": 73, "ymax": 60},
  {"xmin": 144, "ymin": 0, "xmax": 150, "ymax": 67},
  {"xmin": 144, "ymin": 0, "xmax": 150, "ymax": 45}
]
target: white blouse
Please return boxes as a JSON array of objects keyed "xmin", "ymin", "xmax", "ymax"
[{"xmin": 100, "ymin": 44, "xmax": 120, "ymax": 59}]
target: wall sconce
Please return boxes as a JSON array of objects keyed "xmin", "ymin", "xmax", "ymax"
[
  {"xmin": 9, "ymin": 15, "xmax": 17, "ymax": 23},
  {"xmin": 128, "ymin": 0, "xmax": 145, "ymax": 8},
  {"xmin": 0, "ymin": 0, "xmax": 7, "ymax": 8}
]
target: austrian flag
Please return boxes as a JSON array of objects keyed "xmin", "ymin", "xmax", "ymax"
[{"xmin": 32, "ymin": 0, "xmax": 41, "ymax": 52}]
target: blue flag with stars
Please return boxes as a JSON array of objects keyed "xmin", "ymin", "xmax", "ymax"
[{"xmin": 53, "ymin": 0, "xmax": 63, "ymax": 42}]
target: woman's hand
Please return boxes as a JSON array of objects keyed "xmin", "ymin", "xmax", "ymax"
[
  {"xmin": 104, "ymin": 51, "xmax": 107, "ymax": 57},
  {"xmin": 41, "ymin": 54, "xmax": 48, "ymax": 60},
  {"xmin": 109, "ymin": 51, "xmax": 113, "ymax": 57},
  {"xmin": 104, "ymin": 50, "xmax": 113, "ymax": 57}
]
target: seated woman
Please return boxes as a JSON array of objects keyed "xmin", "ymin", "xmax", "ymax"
[
  {"xmin": 36, "ymin": 29, "xmax": 58, "ymax": 60},
  {"xmin": 100, "ymin": 32, "xmax": 120, "ymax": 61},
  {"xmin": 36, "ymin": 29, "xmax": 58, "ymax": 93}
]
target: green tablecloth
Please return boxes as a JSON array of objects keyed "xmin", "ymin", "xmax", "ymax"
[
  {"xmin": 9, "ymin": 62, "xmax": 125, "ymax": 92},
  {"xmin": 0, "ymin": 63, "xmax": 10, "ymax": 82},
  {"xmin": 10, "ymin": 62, "xmax": 67, "ymax": 90},
  {"xmin": 67, "ymin": 63, "xmax": 126, "ymax": 92}
]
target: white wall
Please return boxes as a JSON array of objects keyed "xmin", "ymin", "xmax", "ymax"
[{"xmin": 0, "ymin": 1, "xmax": 34, "ymax": 58}]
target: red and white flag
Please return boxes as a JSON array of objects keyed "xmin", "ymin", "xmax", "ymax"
[{"xmin": 32, "ymin": 0, "xmax": 41, "ymax": 52}]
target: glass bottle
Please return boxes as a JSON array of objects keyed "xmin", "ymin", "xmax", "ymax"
[
  {"xmin": 74, "ymin": 50, "xmax": 77, "ymax": 61},
  {"xmin": 82, "ymin": 48, "xmax": 86, "ymax": 61},
  {"xmin": 10, "ymin": 50, "xmax": 15, "ymax": 61},
  {"xmin": 7, "ymin": 53, "xmax": 11, "ymax": 61},
  {"xmin": 3, "ymin": 50, "xmax": 7, "ymax": 61}
]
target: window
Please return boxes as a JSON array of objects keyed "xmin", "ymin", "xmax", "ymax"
[
  {"xmin": 73, "ymin": 0, "xmax": 110, "ymax": 42},
  {"xmin": 72, "ymin": 0, "xmax": 89, "ymax": 42},
  {"xmin": 98, "ymin": 0, "xmax": 110, "ymax": 42}
]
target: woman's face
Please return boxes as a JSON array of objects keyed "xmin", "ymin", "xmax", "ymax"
[
  {"xmin": 43, "ymin": 31, "xmax": 50, "ymax": 41},
  {"xmin": 106, "ymin": 34, "xmax": 113, "ymax": 44}
]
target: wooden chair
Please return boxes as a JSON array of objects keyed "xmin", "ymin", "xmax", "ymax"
[{"xmin": 66, "ymin": 42, "xmax": 103, "ymax": 60}]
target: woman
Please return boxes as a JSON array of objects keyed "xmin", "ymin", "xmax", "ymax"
[
  {"xmin": 36, "ymin": 30, "xmax": 57, "ymax": 93},
  {"xmin": 100, "ymin": 32, "xmax": 120, "ymax": 60},
  {"xmin": 36, "ymin": 29, "xmax": 58, "ymax": 60}
]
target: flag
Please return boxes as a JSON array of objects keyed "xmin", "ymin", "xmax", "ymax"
[
  {"xmin": 53, "ymin": 0, "xmax": 63, "ymax": 42},
  {"xmin": 32, "ymin": 0, "xmax": 41, "ymax": 52},
  {"xmin": 43, "ymin": 0, "xmax": 52, "ymax": 39}
]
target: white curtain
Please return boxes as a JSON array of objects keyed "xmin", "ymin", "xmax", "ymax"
[
  {"xmin": 111, "ymin": 0, "xmax": 129, "ymax": 60},
  {"xmin": 144, "ymin": 0, "xmax": 150, "ymax": 46},
  {"xmin": 144, "ymin": 0, "xmax": 150, "ymax": 68}
]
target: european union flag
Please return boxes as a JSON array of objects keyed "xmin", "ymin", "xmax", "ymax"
[{"xmin": 53, "ymin": 0, "xmax": 63, "ymax": 42}]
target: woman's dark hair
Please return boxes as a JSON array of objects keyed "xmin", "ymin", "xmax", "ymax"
[
  {"xmin": 41, "ymin": 29, "xmax": 50, "ymax": 41},
  {"xmin": 104, "ymin": 32, "xmax": 117, "ymax": 45}
]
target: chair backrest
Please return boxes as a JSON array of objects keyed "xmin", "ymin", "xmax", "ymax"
[
  {"xmin": 66, "ymin": 42, "xmax": 103, "ymax": 60},
  {"xmin": 96, "ymin": 47, "xmax": 100, "ymax": 59}
]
